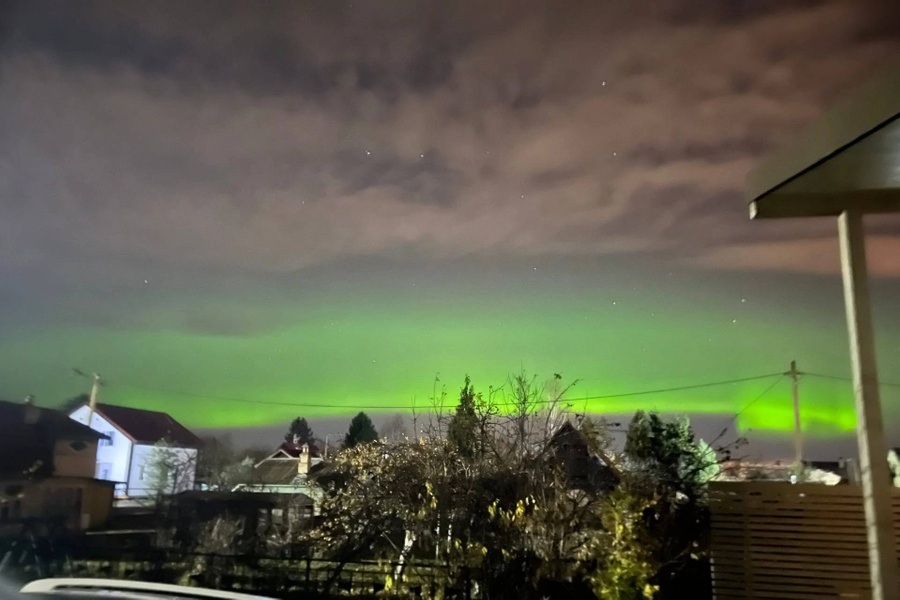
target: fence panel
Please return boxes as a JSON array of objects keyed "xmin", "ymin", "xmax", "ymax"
[{"xmin": 709, "ymin": 482, "xmax": 900, "ymax": 600}]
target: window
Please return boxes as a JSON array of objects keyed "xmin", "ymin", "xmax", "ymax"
[
  {"xmin": 99, "ymin": 431, "xmax": 115, "ymax": 447},
  {"xmin": 97, "ymin": 462, "xmax": 112, "ymax": 480},
  {"xmin": 69, "ymin": 440, "xmax": 88, "ymax": 452}
]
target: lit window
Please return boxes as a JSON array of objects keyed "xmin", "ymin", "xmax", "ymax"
[{"xmin": 99, "ymin": 431, "xmax": 115, "ymax": 447}]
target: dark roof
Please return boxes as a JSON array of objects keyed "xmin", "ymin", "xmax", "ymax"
[
  {"xmin": 0, "ymin": 400, "xmax": 105, "ymax": 442},
  {"xmin": 549, "ymin": 421, "xmax": 619, "ymax": 493},
  {"xmin": 253, "ymin": 460, "xmax": 301, "ymax": 485},
  {"xmin": 94, "ymin": 403, "xmax": 203, "ymax": 448},
  {"xmin": 275, "ymin": 441, "xmax": 321, "ymax": 458},
  {"xmin": 0, "ymin": 400, "xmax": 106, "ymax": 480}
]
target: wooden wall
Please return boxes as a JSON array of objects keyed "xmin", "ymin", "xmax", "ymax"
[{"xmin": 709, "ymin": 481, "xmax": 900, "ymax": 599}]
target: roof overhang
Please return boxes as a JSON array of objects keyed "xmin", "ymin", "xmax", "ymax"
[{"xmin": 748, "ymin": 59, "xmax": 900, "ymax": 219}]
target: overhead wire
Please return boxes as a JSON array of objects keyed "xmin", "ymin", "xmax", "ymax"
[
  {"xmin": 712, "ymin": 374, "xmax": 786, "ymax": 444},
  {"xmin": 109, "ymin": 371, "xmax": 786, "ymax": 412},
  {"xmin": 802, "ymin": 372, "xmax": 900, "ymax": 388}
]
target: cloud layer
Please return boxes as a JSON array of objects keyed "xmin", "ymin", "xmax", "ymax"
[{"xmin": 2, "ymin": 0, "xmax": 899, "ymax": 289}]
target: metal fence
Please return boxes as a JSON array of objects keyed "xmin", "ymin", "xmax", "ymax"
[{"xmin": 2, "ymin": 542, "xmax": 474, "ymax": 600}]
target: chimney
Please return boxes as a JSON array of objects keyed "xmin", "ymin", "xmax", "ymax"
[
  {"xmin": 298, "ymin": 443, "xmax": 312, "ymax": 476},
  {"xmin": 23, "ymin": 395, "xmax": 40, "ymax": 425}
]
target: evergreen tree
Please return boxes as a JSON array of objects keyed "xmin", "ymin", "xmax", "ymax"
[
  {"xmin": 344, "ymin": 412, "xmax": 378, "ymax": 448},
  {"xmin": 447, "ymin": 375, "xmax": 478, "ymax": 456},
  {"xmin": 285, "ymin": 417, "xmax": 314, "ymax": 445}
]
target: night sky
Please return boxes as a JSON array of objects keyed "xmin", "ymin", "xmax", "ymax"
[{"xmin": 2, "ymin": 1, "xmax": 899, "ymax": 452}]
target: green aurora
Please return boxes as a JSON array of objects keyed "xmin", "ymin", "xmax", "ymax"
[{"xmin": 2, "ymin": 261, "xmax": 898, "ymax": 438}]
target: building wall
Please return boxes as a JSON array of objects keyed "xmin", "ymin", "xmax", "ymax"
[
  {"xmin": 0, "ymin": 477, "xmax": 114, "ymax": 535},
  {"xmin": 69, "ymin": 406, "xmax": 133, "ymax": 494},
  {"xmin": 127, "ymin": 444, "xmax": 198, "ymax": 497},
  {"xmin": 52, "ymin": 438, "xmax": 99, "ymax": 478}
]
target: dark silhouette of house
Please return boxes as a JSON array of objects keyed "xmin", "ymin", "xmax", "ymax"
[
  {"xmin": 549, "ymin": 422, "xmax": 619, "ymax": 493},
  {"xmin": 0, "ymin": 399, "xmax": 114, "ymax": 534}
]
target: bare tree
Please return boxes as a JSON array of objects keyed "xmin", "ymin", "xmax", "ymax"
[
  {"xmin": 146, "ymin": 438, "xmax": 198, "ymax": 500},
  {"xmin": 380, "ymin": 414, "xmax": 409, "ymax": 444}
]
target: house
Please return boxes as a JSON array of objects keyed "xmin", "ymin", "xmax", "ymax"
[
  {"xmin": 548, "ymin": 422, "xmax": 619, "ymax": 493},
  {"xmin": 0, "ymin": 399, "xmax": 115, "ymax": 535},
  {"xmin": 716, "ymin": 459, "xmax": 857, "ymax": 485},
  {"xmin": 888, "ymin": 449, "xmax": 900, "ymax": 487},
  {"xmin": 233, "ymin": 442, "xmax": 324, "ymax": 512},
  {"xmin": 69, "ymin": 403, "xmax": 202, "ymax": 498},
  {"xmin": 252, "ymin": 441, "xmax": 323, "ymax": 483}
]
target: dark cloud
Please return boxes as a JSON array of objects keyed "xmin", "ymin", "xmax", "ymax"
[{"xmin": 1, "ymin": 0, "xmax": 899, "ymax": 313}]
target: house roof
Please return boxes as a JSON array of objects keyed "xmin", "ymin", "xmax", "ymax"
[
  {"xmin": 0, "ymin": 400, "xmax": 106, "ymax": 442},
  {"xmin": 93, "ymin": 403, "xmax": 203, "ymax": 448},
  {"xmin": 0, "ymin": 400, "xmax": 106, "ymax": 480},
  {"xmin": 272, "ymin": 441, "xmax": 321, "ymax": 459},
  {"xmin": 253, "ymin": 460, "xmax": 302, "ymax": 485}
]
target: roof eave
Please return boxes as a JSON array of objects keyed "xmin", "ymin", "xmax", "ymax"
[
  {"xmin": 747, "ymin": 59, "xmax": 900, "ymax": 220},
  {"xmin": 750, "ymin": 188, "xmax": 900, "ymax": 220}
]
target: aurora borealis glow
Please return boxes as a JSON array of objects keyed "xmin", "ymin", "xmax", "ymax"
[
  {"xmin": 2, "ymin": 257, "xmax": 899, "ymax": 438},
  {"xmin": 1, "ymin": 1, "xmax": 899, "ymax": 448}
]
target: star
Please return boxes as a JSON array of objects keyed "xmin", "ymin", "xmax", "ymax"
[{"xmin": 143, "ymin": 279, "xmax": 148, "ymax": 284}]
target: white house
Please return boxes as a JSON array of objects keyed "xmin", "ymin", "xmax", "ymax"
[
  {"xmin": 69, "ymin": 403, "xmax": 202, "ymax": 498},
  {"xmin": 232, "ymin": 441, "xmax": 325, "ymax": 513}
]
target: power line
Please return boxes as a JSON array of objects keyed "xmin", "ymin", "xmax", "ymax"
[
  {"xmin": 802, "ymin": 372, "xmax": 900, "ymax": 388},
  {"xmin": 713, "ymin": 374, "xmax": 786, "ymax": 443},
  {"xmin": 109, "ymin": 372, "xmax": 785, "ymax": 412},
  {"xmin": 563, "ymin": 372, "xmax": 784, "ymax": 404},
  {"xmin": 732, "ymin": 375, "xmax": 786, "ymax": 421}
]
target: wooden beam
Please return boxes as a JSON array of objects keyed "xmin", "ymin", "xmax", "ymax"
[{"xmin": 838, "ymin": 210, "xmax": 899, "ymax": 600}]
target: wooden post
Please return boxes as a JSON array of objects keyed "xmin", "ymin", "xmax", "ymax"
[
  {"xmin": 838, "ymin": 209, "xmax": 898, "ymax": 600},
  {"xmin": 86, "ymin": 373, "xmax": 101, "ymax": 424},
  {"xmin": 789, "ymin": 360, "xmax": 803, "ymax": 478}
]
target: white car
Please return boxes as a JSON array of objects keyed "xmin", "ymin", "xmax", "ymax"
[{"xmin": 19, "ymin": 579, "xmax": 277, "ymax": 600}]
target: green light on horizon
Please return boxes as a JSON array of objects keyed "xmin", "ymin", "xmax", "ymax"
[{"xmin": 0, "ymin": 283, "xmax": 896, "ymax": 436}]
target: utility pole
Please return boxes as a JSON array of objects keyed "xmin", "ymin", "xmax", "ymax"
[
  {"xmin": 86, "ymin": 372, "xmax": 102, "ymax": 425},
  {"xmin": 323, "ymin": 433, "xmax": 340, "ymax": 460},
  {"xmin": 788, "ymin": 361, "xmax": 803, "ymax": 477},
  {"xmin": 73, "ymin": 368, "xmax": 102, "ymax": 426}
]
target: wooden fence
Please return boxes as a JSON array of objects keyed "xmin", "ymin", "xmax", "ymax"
[{"xmin": 709, "ymin": 481, "xmax": 900, "ymax": 599}]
